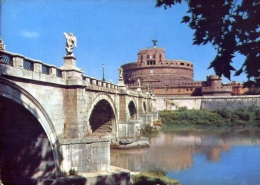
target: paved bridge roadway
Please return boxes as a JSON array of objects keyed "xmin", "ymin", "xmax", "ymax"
[{"xmin": 0, "ymin": 50, "xmax": 158, "ymax": 184}]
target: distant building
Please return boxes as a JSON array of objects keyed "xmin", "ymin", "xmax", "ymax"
[
  {"xmin": 226, "ymin": 81, "xmax": 249, "ymax": 95},
  {"xmin": 121, "ymin": 41, "xmax": 244, "ymax": 97},
  {"xmin": 201, "ymin": 75, "xmax": 232, "ymax": 96}
]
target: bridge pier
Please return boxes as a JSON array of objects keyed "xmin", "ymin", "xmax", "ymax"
[
  {"xmin": 139, "ymin": 112, "xmax": 159, "ymax": 126},
  {"xmin": 59, "ymin": 136, "xmax": 110, "ymax": 173},
  {"xmin": 117, "ymin": 112, "xmax": 158, "ymax": 141},
  {"xmin": 118, "ymin": 120, "xmax": 142, "ymax": 140}
]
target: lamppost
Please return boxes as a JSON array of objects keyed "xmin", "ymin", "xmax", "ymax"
[{"xmin": 102, "ymin": 64, "xmax": 105, "ymax": 81}]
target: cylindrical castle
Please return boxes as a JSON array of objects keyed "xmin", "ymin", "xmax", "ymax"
[
  {"xmin": 122, "ymin": 47, "xmax": 194, "ymax": 82},
  {"xmin": 121, "ymin": 42, "xmax": 197, "ymax": 96},
  {"xmin": 121, "ymin": 41, "xmax": 234, "ymax": 97}
]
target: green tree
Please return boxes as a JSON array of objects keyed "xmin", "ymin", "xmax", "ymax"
[{"xmin": 156, "ymin": 0, "xmax": 260, "ymax": 87}]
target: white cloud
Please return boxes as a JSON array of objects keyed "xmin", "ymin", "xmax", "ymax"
[{"xmin": 20, "ymin": 30, "xmax": 39, "ymax": 38}]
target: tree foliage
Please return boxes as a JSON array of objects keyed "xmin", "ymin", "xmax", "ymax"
[{"xmin": 156, "ymin": 0, "xmax": 260, "ymax": 87}]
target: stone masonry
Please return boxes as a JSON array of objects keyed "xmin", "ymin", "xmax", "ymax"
[
  {"xmin": 156, "ymin": 96, "xmax": 260, "ymax": 111},
  {"xmin": 0, "ymin": 50, "xmax": 157, "ymax": 184}
]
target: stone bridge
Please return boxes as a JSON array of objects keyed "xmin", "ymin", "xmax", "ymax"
[{"xmin": 0, "ymin": 50, "xmax": 157, "ymax": 184}]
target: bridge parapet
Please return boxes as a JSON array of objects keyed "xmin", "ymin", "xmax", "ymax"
[
  {"xmin": 0, "ymin": 51, "xmax": 159, "ymax": 97},
  {"xmin": 83, "ymin": 75, "xmax": 118, "ymax": 92},
  {"xmin": 0, "ymin": 51, "xmax": 123, "ymax": 93},
  {"xmin": 1, "ymin": 50, "xmax": 62, "ymax": 77}
]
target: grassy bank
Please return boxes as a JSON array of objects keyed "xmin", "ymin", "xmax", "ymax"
[
  {"xmin": 160, "ymin": 106, "xmax": 260, "ymax": 127},
  {"xmin": 131, "ymin": 171, "xmax": 180, "ymax": 185}
]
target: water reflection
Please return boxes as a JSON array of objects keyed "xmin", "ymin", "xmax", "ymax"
[{"xmin": 111, "ymin": 126, "xmax": 260, "ymax": 184}]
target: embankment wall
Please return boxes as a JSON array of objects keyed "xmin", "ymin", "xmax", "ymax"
[{"xmin": 156, "ymin": 96, "xmax": 260, "ymax": 111}]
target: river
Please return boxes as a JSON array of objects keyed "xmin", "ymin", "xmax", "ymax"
[{"xmin": 110, "ymin": 125, "xmax": 260, "ymax": 185}]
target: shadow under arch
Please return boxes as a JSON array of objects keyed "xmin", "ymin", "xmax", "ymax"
[
  {"xmin": 0, "ymin": 77, "xmax": 62, "ymax": 182},
  {"xmin": 143, "ymin": 101, "xmax": 147, "ymax": 114},
  {"xmin": 88, "ymin": 93, "xmax": 118, "ymax": 139},
  {"xmin": 128, "ymin": 100, "xmax": 137, "ymax": 120}
]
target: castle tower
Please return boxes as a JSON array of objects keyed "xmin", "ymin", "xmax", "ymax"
[{"xmin": 121, "ymin": 41, "xmax": 198, "ymax": 96}]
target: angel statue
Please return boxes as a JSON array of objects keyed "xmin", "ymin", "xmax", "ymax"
[
  {"xmin": 137, "ymin": 78, "xmax": 141, "ymax": 87},
  {"xmin": 63, "ymin": 32, "xmax": 77, "ymax": 56},
  {"xmin": 152, "ymin": 39, "xmax": 157, "ymax": 48},
  {"xmin": 0, "ymin": 39, "xmax": 5, "ymax": 51},
  {"xmin": 147, "ymin": 83, "xmax": 150, "ymax": 92},
  {"xmin": 118, "ymin": 67, "xmax": 123, "ymax": 78}
]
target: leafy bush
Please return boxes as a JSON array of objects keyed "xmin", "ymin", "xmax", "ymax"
[
  {"xmin": 178, "ymin": 106, "xmax": 188, "ymax": 111},
  {"xmin": 142, "ymin": 124, "xmax": 159, "ymax": 134},
  {"xmin": 149, "ymin": 167, "xmax": 167, "ymax": 176},
  {"xmin": 214, "ymin": 108, "xmax": 232, "ymax": 119},
  {"xmin": 160, "ymin": 109, "xmax": 226, "ymax": 126},
  {"xmin": 236, "ymin": 111, "xmax": 253, "ymax": 121},
  {"xmin": 144, "ymin": 124, "xmax": 153, "ymax": 133},
  {"xmin": 159, "ymin": 106, "xmax": 260, "ymax": 127},
  {"xmin": 132, "ymin": 172, "xmax": 180, "ymax": 185}
]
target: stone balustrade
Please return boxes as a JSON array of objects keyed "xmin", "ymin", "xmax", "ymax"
[
  {"xmin": 0, "ymin": 50, "xmax": 153, "ymax": 99},
  {"xmin": 1, "ymin": 50, "xmax": 62, "ymax": 77},
  {"xmin": 0, "ymin": 51, "xmax": 121, "ymax": 90}
]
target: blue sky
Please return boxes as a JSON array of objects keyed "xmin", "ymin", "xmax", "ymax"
[{"xmin": 2, "ymin": 0, "xmax": 247, "ymax": 83}]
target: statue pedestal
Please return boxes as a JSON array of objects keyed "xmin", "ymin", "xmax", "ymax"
[
  {"xmin": 118, "ymin": 78, "xmax": 126, "ymax": 90},
  {"xmin": 60, "ymin": 55, "xmax": 83, "ymax": 79},
  {"xmin": 136, "ymin": 87, "xmax": 142, "ymax": 92},
  {"xmin": 61, "ymin": 56, "xmax": 80, "ymax": 70}
]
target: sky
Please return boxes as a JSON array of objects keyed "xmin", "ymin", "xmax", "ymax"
[{"xmin": 1, "ymin": 0, "xmax": 247, "ymax": 84}]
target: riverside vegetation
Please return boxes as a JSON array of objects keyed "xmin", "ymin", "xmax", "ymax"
[
  {"xmin": 131, "ymin": 170, "xmax": 180, "ymax": 185},
  {"xmin": 160, "ymin": 106, "xmax": 260, "ymax": 127}
]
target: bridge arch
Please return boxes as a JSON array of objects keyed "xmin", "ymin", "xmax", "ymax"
[
  {"xmin": 88, "ymin": 93, "xmax": 118, "ymax": 139},
  {"xmin": 128, "ymin": 99, "xmax": 137, "ymax": 120},
  {"xmin": 0, "ymin": 77, "xmax": 61, "ymax": 182}
]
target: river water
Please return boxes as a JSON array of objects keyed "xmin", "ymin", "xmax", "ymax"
[{"xmin": 111, "ymin": 125, "xmax": 260, "ymax": 185}]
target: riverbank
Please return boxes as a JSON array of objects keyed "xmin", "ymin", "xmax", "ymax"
[
  {"xmin": 131, "ymin": 171, "xmax": 181, "ymax": 185},
  {"xmin": 159, "ymin": 106, "xmax": 260, "ymax": 127}
]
